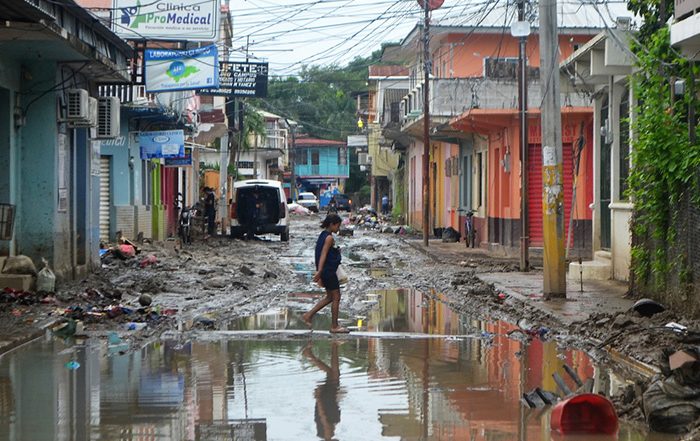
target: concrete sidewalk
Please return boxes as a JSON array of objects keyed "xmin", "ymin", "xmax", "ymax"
[{"xmin": 404, "ymin": 237, "xmax": 634, "ymax": 325}]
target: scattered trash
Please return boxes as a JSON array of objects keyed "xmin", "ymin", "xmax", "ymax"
[
  {"xmin": 51, "ymin": 319, "xmax": 77, "ymax": 339},
  {"xmin": 138, "ymin": 293, "xmax": 153, "ymax": 307},
  {"xmin": 65, "ymin": 360, "xmax": 80, "ymax": 370},
  {"xmin": 643, "ymin": 358, "xmax": 700, "ymax": 434},
  {"xmin": 36, "ymin": 258, "xmax": 55, "ymax": 292},
  {"xmin": 441, "ymin": 227, "xmax": 460, "ymax": 243},
  {"xmin": 669, "ymin": 350, "xmax": 699, "ymax": 371},
  {"xmin": 240, "ymin": 265, "xmax": 255, "ymax": 276},
  {"xmin": 124, "ymin": 322, "xmax": 147, "ymax": 331},
  {"xmin": 139, "ymin": 254, "xmax": 157, "ymax": 268},
  {"xmin": 522, "ymin": 387, "xmax": 559, "ymax": 408},
  {"xmin": 631, "ymin": 298, "xmax": 666, "ymax": 317},
  {"xmin": 550, "ymin": 393, "xmax": 618, "ymax": 435}
]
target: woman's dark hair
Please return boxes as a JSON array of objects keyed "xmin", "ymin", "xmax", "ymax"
[{"xmin": 321, "ymin": 214, "xmax": 343, "ymax": 228}]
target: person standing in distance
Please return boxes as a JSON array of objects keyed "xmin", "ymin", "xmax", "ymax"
[
  {"xmin": 204, "ymin": 187, "xmax": 217, "ymax": 237},
  {"xmin": 381, "ymin": 194, "xmax": 390, "ymax": 215},
  {"xmin": 302, "ymin": 214, "xmax": 350, "ymax": 333}
]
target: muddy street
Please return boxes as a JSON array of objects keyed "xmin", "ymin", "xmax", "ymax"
[{"xmin": 0, "ymin": 213, "xmax": 695, "ymax": 440}]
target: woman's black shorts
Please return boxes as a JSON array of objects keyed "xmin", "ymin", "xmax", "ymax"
[{"xmin": 320, "ymin": 270, "xmax": 340, "ymax": 291}]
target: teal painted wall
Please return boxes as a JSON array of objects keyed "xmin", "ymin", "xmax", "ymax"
[
  {"xmin": 0, "ymin": 59, "xmax": 20, "ymax": 255},
  {"xmin": 295, "ymin": 146, "xmax": 350, "ymax": 177},
  {"xmin": 18, "ymin": 60, "xmax": 61, "ymax": 271}
]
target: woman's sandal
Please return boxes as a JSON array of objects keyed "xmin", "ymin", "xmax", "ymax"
[{"xmin": 330, "ymin": 327, "xmax": 350, "ymax": 334}]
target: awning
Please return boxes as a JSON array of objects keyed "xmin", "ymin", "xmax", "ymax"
[{"xmin": 449, "ymin": 107, "xmax": 592, "ymax": 133}]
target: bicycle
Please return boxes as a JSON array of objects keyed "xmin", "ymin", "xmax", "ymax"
[{"xmin": 457, "ymin": 208, "xmax": 477, "ymax": 248}]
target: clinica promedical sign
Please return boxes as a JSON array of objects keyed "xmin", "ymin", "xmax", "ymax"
[{"xmin": 113, "ymin": 0, "xmax": 220, "ymax": 41}]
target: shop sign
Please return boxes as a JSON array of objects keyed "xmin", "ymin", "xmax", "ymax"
[
  {"xmin": 145, "ymin": 45, "xmax": 219, "ymax": 93},
  {"xmin": 198, "ymin": 61, "xmax": 268, "ymax": 97},
  {"xmin": 140, "ymin": 130, "xmax": 184, "ymax": 159},
  {"xmin": 164, "ymin": 147, "xmax": 193, "ymax": 167},
  {"xmin": 113, "ymin": 0, "xmax": 220, "ymax": 41}
]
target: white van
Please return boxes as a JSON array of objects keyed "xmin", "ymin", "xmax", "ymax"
[{"xmin": 229, "ymin": 179, "xmax": 289, "ymax": 241}]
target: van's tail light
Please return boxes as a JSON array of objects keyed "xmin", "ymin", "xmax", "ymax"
[
  {"xmin": 279, "ymin": 202, "xmax": 286, "ymax": 218},
  {"xmin": 349, "ymin": 199, "xmax": 352, "ymax": 205},
  {"xmin": 230, "ymin": 203, "xmax": 237, "ymax": 219}
]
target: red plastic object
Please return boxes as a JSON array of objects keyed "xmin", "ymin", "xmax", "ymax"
[
  {"xmin": 550, "ymin": 394, "xmax": 618, "ymax": 435},
  {"xmin": 417, "ymin": 0, "xmax": 445, "ymax": 10}
]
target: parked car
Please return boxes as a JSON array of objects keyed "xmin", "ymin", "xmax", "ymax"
[
  {"xmin": 334, "ymin": 193, "xmax": 353, "ymax": 211},
  {"xmin": 229, "ymin": 179, "xmax": 289, "ymax": 241},
  {"xmin": 297, "ymin": 192, "xmax": 319, "ymax": 212}
]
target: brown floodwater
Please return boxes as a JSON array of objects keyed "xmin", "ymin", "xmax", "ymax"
[{"xmin": 0, "ymin": 289, "xmax": 679, "ymax": 441}]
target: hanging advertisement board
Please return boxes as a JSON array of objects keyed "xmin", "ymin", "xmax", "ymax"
[
  {"xmin": 198, "ymin": 61, "xmax": 268, "ymax": 97},
  {"xmin": 145, "ymin": 45, "xmax": 219, "ymax": 93},
  {"xmin": 140, "ymin": 130, "xmax": 185, "ymax": 159},
  {"xmin": 164, "ymin": 147, "xmax": 193, "ymax": 167},
  {"xmin": 112, "ymin": 0, "xmax": 220, "ymax": 41}
]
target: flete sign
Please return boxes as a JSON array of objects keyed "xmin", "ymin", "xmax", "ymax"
[
  {"xmin": 198, "ymin": 61, "xmax": 268, "ymax": 97},
  {"xmin": 140, "ymin": 130, "xmax": 185, "ymax": 159},
  {"xmin": 113, "ymin": 0, "xmax": 220, "ymax": 41},
  {"xmin": 145, "ymin": 45, "xmax": 219, "ymax": 92}
]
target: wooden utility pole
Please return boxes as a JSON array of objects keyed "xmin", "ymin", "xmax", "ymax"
[
  {"xmin": 517, "ymin": 0, "xmax": 529, "ymax": 272},
  {"xmin": 422, "ymin": 0, "xmax": 431, "ymax": 247},
  {"xmin": 539, "ymin": 0, "xmax": 566, "ymax": 297}
]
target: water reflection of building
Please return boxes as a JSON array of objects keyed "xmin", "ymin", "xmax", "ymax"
[{"xmin": 366, "ymin": 289, "xmax": 598, "ymax": 441}]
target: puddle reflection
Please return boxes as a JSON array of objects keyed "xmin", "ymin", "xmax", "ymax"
[
  {"xmin": 0, "ymin": 289, "xmax": 676, "ymax": 441},
  {"xmin": 0, "ymin": 335, "xmax": 669, "ymax": 441}
]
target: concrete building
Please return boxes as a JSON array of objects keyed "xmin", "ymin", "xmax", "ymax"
[
  {"xmin": 560, "ymin": 29, "xmax": 636, "ymax": 281},
  {"xmin": 0, "ymin": 0, "xmax": 132, "ymax": 279}
]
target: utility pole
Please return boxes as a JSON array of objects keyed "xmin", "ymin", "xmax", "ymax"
[
  {"xmin": 516, "ymin": 0, "xmax": 529, "ymax": 272},
  {"xmin": 285, "ymin": 118, "xmax": 297, "ymax": 201},
  {"xmin": 539, "ymin": 0, "xmax": 566, "ymax": 297},
  {"xmin": 422, "ymin": 0, "xmax": 431, "ymax": 247}
]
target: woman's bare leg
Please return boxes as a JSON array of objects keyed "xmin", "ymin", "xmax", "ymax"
[{"xmin": 303, "ymin": 291, "xmax": 333, "ymax": 326}]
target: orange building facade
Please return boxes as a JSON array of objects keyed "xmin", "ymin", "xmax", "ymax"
[{"xmin": 391, "ymin": 25, "xmax": 597, "ymax": 256}]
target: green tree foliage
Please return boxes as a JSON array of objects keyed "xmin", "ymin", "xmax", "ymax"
[
  {"xmin": 255, "ymin": 52, "xmax": 382, "ymax": 141},
  {"xmin": 626, "ymin": 0, "xmax": 700, "ymax": 290},
  {"xmin": 254, "ymin": 50, "xmax": 386, "ymax": 193}
]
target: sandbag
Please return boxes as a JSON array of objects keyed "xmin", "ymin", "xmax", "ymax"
[
  {"xmin": 442, "ymin": 227, "xmax": 460, "ymax": 243},
  {"xmin": 36, "ymin": 258, "xmax": 56, "ymax": 292},
  {"xmin": 2, "ymin": 255, "xmax": 37, "ymax": 275}
]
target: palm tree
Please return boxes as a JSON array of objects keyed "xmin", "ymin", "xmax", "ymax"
[{"xmin": 231, "ymin": 104, "xmax": 267, "ymax": 180}]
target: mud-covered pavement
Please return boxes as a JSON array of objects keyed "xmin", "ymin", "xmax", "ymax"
[{"xmin": 3, "ymin": 212, "xmax": 700, "ymax": 437}]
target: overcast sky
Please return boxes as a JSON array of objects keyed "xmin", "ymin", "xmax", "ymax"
[{"xmin": 226, "ymin": 0, "xmax": 634, "ymax": 76}]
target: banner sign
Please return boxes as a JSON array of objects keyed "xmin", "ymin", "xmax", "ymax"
[
  {"xmin": 113, "ymin": 0, "xmax": 220, "ymax": 41},
  {"xmin": 145, "ymin": 45, "xmax": 219, "ymax": 92},
  {"xmin": 165, "ymin": 147, "xmax": 193, "ymax": 167},
  {"xmin": 140, "ymin": 130, "xmax": 184, "ymax": 159},
  {"xmin": 198, "ymin": 61, "xmax": 268, "ymax": 97}
]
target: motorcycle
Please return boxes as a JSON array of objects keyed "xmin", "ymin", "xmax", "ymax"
[
  {"xmin": 327, "ymin": 199, "xmax": 338, "ymax": 214},
  {"xmin": 176, "ymin": 194, "xmax": 196, "ymax": 245}
]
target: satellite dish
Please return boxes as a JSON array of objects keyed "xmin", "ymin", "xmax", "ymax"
[{"xmin": 417, "ymin": 0, "xmax": 444, "ymax": 10}]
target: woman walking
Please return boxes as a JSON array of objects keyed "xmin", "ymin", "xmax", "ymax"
[{"xmin": 302, "ymin": 214, "xmax": 350, "ymax": 333}]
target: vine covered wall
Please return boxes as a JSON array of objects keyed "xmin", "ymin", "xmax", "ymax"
[{"xmin": 627, "ymin": 0, "xmax": 700, "ymax": 314}]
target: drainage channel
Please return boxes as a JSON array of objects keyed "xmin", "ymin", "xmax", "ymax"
[{"xmin": 0, "ymin": 288, "xmax": 673, "ymax": 440}]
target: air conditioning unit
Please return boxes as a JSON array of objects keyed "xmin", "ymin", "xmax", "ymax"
[
  {"xmin": 65, "ymin": 89, "xmax": 90, "ymax": 121},
  {"xmin": 96, "ymin": 96, "xmax": 120, "ymax": 139},
  {"xmin": 358, "ymin": 152, "xmax": 371, "ymax": 165}
]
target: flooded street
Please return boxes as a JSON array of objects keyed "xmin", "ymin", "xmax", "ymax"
[
  {"xmin": 0, "ymin": 216, "xmax": 683, "ymax": 440},
  {"xmin": 0, "ymin": 287, "xmax": 673, "ymax": 440}
]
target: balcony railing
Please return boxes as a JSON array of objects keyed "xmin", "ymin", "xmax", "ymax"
[{"xmin": 99, "ymin": 84, "xmax": 156, "ymax": 105}]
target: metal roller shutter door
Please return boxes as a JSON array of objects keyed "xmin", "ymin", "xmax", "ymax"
[{"xmin": 99, "ymin": 157, "xmax": 111, "ymax": 242}]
